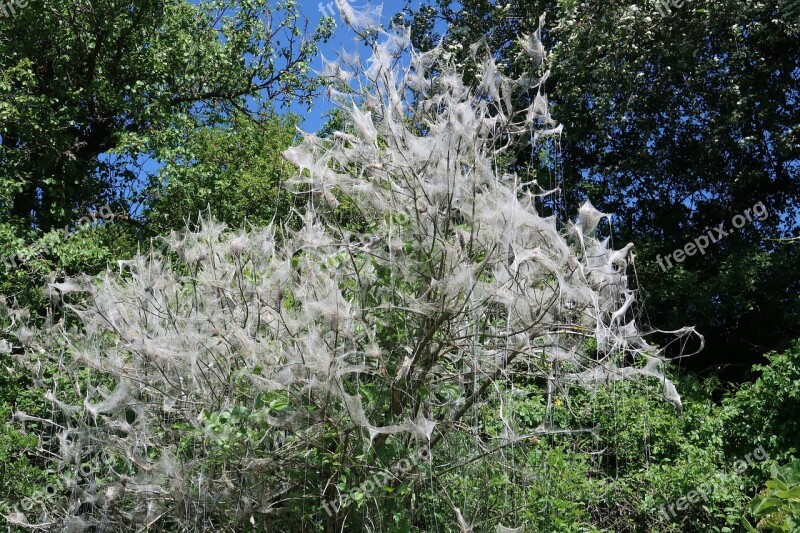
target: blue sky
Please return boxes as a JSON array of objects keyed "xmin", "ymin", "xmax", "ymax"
[{"xmin": 291, "ymin": 0, "xmax": 427, "ymax": 132}]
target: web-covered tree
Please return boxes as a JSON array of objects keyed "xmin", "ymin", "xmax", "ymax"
[
  {"xmin": 1, "ymin": 5, "xmax": 696, "ymax": 531},
  {"xmin": 398, "ymin": 0, "xmax": 800, "ymax": 373}
]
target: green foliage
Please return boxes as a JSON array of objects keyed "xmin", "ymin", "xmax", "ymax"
[
  {"xmin": 579, "ymin": 377, "xmax": 746, "ymax": 532},
  {"xmin": 0, "ymin": 0, "xmax": 331, "ymax": 231},
  {"xmin": 145, "ymin": 112, "xmax": 303, "ymax": 234},
  {"xmin": 0, "ymin": 372, "xmax": 51, "ymax": 519},
  {"xmin": 409, "ymin": 341, "xmax": 800, "ymax": 532},
  {"xmin": 746, "ymin": 461, "xmax": 800, "ymax": 532},
  {"xmin": 720, "ymin": 340, "xmax": 800, "ymax": 465},
  {"xmin": 394, "ymin": 370, "xmax": 757, "ymax": 532}
]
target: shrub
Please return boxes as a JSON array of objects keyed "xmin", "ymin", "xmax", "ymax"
[{"xmin": 1, "ymin": 7, "xmax": 695, "ymax": 531}]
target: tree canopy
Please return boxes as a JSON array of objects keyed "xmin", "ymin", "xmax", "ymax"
[{"xmin": 0, "ymin": 0, "xmax": 331, "ymax": 232}]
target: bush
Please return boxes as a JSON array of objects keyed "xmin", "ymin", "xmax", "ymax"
[
  {"xmin": 0, "ymin": 13, "xmax": 694, "ymax": 532},
  {"xmin": 746, "ymin": 461, "xmax": 800, "ymax": 532},
  {"xmin": 721, "ymin": 341, "xmax": 800, "ymax": 465}
]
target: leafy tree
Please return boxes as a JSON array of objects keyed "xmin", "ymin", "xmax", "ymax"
[
  {"xmin": 0, "ymin": 0, "xmax": 333, "ymax": 310},
  {"xmin": 0, "ymin": 0, "xmax": 331, "ymax": 232},
  {"xmin": 144, "ymin": 111, "xmax": 302, "ymax": 235},
  {"xmin": 0, "ymin": 0, "xmax": 331, "ymax": 522}
]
